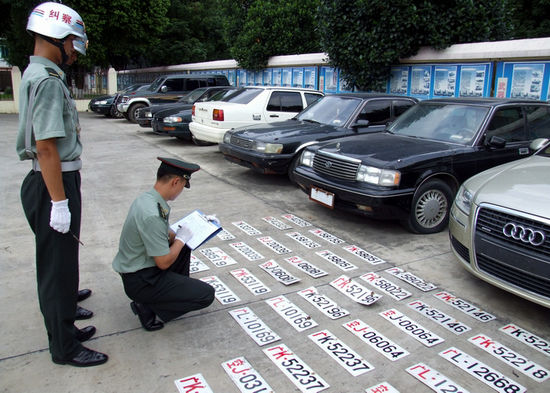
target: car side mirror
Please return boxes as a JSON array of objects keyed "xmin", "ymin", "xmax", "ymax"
[
  {"xmin": 160, "ymin": 85, "xmax": 168, "ymax": 93},
  {"xmin": 529, "ymin": 138, "xmax": 549, "ymax": 151},
  {"xmin": 352, "ymin": 119, "xmax": 370, "ymax": 128},
  {"xmin": 486, "ymin": 135, "xmax": 506, "ymax": 148}
]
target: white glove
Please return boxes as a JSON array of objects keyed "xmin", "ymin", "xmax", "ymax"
[
  {"xmin": 206, "ymin": 214, "xmax": 221, "ymax": 226},
  {"xmin": 50, "ymin": 199, "xmax": 71, "ymax": 234},
  {"xmin": 175, "ymin": 223, "xmax": 193, "ymax": 244}
]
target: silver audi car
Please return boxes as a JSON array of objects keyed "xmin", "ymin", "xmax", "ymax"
[{"xmin": 449, "ymin": 138, "xmax": 550, "ymax": 308}]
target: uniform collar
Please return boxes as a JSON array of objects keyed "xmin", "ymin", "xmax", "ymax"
[{"xmin": 29, "ymin": 56, "xmax": 65, "ymax": 80}]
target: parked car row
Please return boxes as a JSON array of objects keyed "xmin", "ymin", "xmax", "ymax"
[{"xmin": 90, "ymin": 85, "xmax": 550, "ymax": 308}]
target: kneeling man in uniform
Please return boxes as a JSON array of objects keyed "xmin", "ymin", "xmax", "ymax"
[{"xmin": 113, "ymin": 157, "xmax": 215, "ymax": 331}]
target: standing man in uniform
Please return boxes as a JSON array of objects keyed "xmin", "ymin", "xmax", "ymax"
[
  {"xmin": 113, "ymin": 157, "xmax": 215, "ymax": 331},
  {"xmin": 16, "ymin": 2, "xmax": 108, "ymax": 367}
]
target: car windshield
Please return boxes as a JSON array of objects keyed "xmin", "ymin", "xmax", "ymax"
[
  {"xmin": 537, "ymin": 143, "xmax": 550, "ymax": 157},
  {"xmin": 296, "ymin": 95, "xmax": 362, "ymax": 126},
  {"xmin": 178, "ymin": 88, "xmax": 208, "ymax": 104},
  {"xmin": 148, "ymin": 77, "xmax": 165, "ymax": 92},
  {"xmin": 208, "ymin": 89, "xmax": 236, "ymax": 101},
  {"xmin": 387, "ymin": 102, "xmax": 490, "ymax": 144},
  {"xmin": 221, "ymin": 88, "xmax": 263, "ymax": 104}
]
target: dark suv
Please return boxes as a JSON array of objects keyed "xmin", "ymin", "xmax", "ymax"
[
  {"xmin": 117, "ymin": 74, "xmax": 230, "ymax": 123},
  {"xmin": 293, "ymin": 98, "xmax": 550, "ymax": 234}
]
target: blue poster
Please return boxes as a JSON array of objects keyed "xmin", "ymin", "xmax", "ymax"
[
  {"xmin": 322, "ymin": 67, "xmax": 338, "ymax": 93},
  {"xmin": 511, "ymin": 63, "xmax": 545, "ymax": 100},
  {"xmin": 410, "ymin": 66, "xmax": 431, "ymax": 98},
  {"xmin": 292, "ymin": 68, "xmax": 304, "ymax": 87},
  {"xmin": 389, "ymin": 66, "xmax": 409, "ymax": 95},
  {"xmin": 304, "ymin": 67, "xmax": 316, "ymax": 89},
  {"xmin": 282, "ymin": 68, "xmax": 292, "ymax": 86},
  {"xmin": 263, "ymin": 69, "xmax": 272, "ymax": 86},
  {"xmin": 272, "ymin": 68, "xmax": 282, "ymax": 86},
  {"xmin": 459, "ymin": 65, "xmax": 486, "ymax": 97},
  {"xmin": 433, "ymin": 66, "xmax": 457, "ymax": 97}
]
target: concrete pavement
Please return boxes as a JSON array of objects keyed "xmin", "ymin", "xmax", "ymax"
[{"xmin": 1, "ymin": 112, "xmax": 549, "ymax": 393}]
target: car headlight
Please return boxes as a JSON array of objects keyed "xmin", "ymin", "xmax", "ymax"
[
  {"xmin": 454, "ymin": 184, "xmax": 473, "ymax": 215},
  {"xmin": 356, "ymin": 165, "xmax": 400, "ymax": 186},
  {"xmin": 223, "ymin": 131, "xmax": 233, "ymax": 144},
  {"xmin": 300, "ymin": 150, "xmax": 314, "ymax": 167},
  {"xmin": 163, "ymin": 116, "xmax": 183, "ymax": 124},
  {"xmin": 145, "ymin": 112, "xmax": 152, "ymax": 118},
  {"xmin": 98, "ymin": 100, "xmax": 108, "ymax": 105},
  {"xmin": 253, "ymin": 142, "xmax": 283, "ymax": 154}
]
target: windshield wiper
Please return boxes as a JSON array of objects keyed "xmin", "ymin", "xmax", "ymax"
[{"xmin": 302, "ymin": 119, "xmax": 320, "ymax": 124}]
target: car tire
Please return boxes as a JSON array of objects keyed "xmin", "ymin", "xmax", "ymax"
[
  {"xmin": 109, "ymin": 104, "xmax": 123, "ymax": 119},
  {"xmin": 405, "ymin": 179, "xmax": 453, "ymax": 234},
  {"xmin": 128, "ymin": 103, "xmax": 147, "ymax": 123}
]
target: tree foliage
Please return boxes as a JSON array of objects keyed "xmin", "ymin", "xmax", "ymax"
[
  {"xmin": 220, "ymin": 0, "xmax": 321, "ymax": 70},
  {"xmin": 146, "ymin": 0, "xmax": 230, "ymax": 67},
  {"xmin": 317, "ymin": 0, "xmax": 513, "ymax": 91},
  {"xmin": 510, "ymin": 0, "xmax": 550, "ymax": 39}
]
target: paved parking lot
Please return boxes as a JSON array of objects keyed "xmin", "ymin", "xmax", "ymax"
[{"xmin": 1, "ymin": 112, "xmax": 549, "ymax": 393}]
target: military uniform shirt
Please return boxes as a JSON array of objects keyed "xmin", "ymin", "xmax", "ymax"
[
  {"xmin": 112, "ymin": 188, "xmax": 171, "ymax": 273},
  {"xmin": 16, "ymin": 56, "xmax": 82, "ymax": 161}
]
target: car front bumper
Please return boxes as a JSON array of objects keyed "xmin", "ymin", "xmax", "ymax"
[
  {"xmin": 152, "ymin": 119, "xmax": 192, "ymax": 139},
  {"xmin": 449, "ymin": 202, "xmax": 550, "ymax": 308},
  {"xmin": 89, "ymin": 104, "xmax": 111, "ymax": 115},
  {"xmin": 293, "ymin": 166, "xmax": 414, "ymax": 220},
  {"xmin": 219, "ymin": 143, "xmax": 293, "ymax": 174}
]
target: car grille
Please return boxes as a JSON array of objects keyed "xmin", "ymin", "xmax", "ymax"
[
  {"xmin": 312, "ymin": 151, "xmax": 360, "ymax": 180},
  {"xmin": 229, "ymin": 135, "xmax": 254, "ymax": 150},
  {"xmin": 450, "ymin": 235, "xmax": 470, "ymax": 263},
  {"xmin": 474, "ymin": 206, "xmax": 550, "ymax": 299},
  {"xmin": 476, "ymin": 253, "xmax": 550, "ymax": 298},
  {"xmin": 476, "ymin": 207, "xmax": 550, "ymax": 258}
]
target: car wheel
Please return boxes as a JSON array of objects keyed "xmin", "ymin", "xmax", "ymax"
[
  {"xmin": 128, "ymin": 103, "xmax": 146, "ymax": 123},
  {"xmin": 110, "ymin": 105, "xmax": 123, "ymax": 119},
  {"xmin": 406, "ymin": 179, "xmax": 453, "ymax": 234},
  {"xmin": 192, "ymin": 136, "xmax": 215, "ymax": 146}
]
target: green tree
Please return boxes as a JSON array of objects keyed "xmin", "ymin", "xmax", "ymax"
[
  {"xmin": 0, "ymin": 0, "xmax": 170, "ymax": 70},
  {"xmin": 220, "ymin": 0, "xmax": 321, "ymax": 70},
  {"xmin": 146, "ymin": 0, "xmax": 230, "ymax": 67},
  {"xmin": 317, "ymin": 0, "xmax": 513, "ymax": 91},
  {"xmin": 510, "ymin": 0, "xmax": 550, "ymax": 39}
]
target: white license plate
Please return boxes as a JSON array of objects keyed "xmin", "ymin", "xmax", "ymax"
[
  {"xmin": 440, "ymin": 347, "xmax": 526, "ymax": 393},
  {"xmin": 221, "ymin": 356, "xmax": 274, "ymax": 393},
  {"xmin": 469, "ymin": 334, "xmax": 550, "ymax": 381},
  {"xmin": 365, "ymin": 381, "xmax": 401, "ymax": 393},
  {"xmin": 264, "ymin": 344, "xmax": 329, "ymax": 392},
  {"xmin": 433, "ymin": 291, "xmax": 495, "ymax": 322},
  {"xmin": 189, "ymin": 254, "xmax": 210, "ymax": 273},
  {"xmin": 230, "ymin": 268, "xmax": 271, "ymax": 295},
  {"xmin": 500, "ymin": 323, "xmax": 550, "ymax": 357},
  {"xmin": 229, "ymin": 241, "xmax": 264, "ymax": 261},
  {"xmin": 342, "ymin": 319, "xmax": 409, "ymax": 361},
  {"xmin": 330, "ymin": 275, "xmax": 382, "ymax": 305},
  {"xmin": 199, "ymin": 275, "xmax": 240, "ymax": 304},
  {"xmin": 316, "ymin": 250, "xmax": 357, "ymax": 271},
  {"xmin": 297, "ymin": 287, "xmax": 350, "ymax": 319},
  {"xmin": 308, "ymin": 329, "xmax": 374, "ymax": 376},
  {"xmin": 259, "ymin": 260, "xmax": 301, "ymax": 285},
  {"xmin": 408, "ymin": 300, "xmax": 471, "ymax": 335},
  {"xmin": 385, "ymin": 267, "xmax": 437, "ymax": 291},
  {"xmin": 284, "ymin": 256, "xmax": 328, "ymax": 278},
  {"xmin": 174, "ymin": 373, "xmax": 214, "ymax": 393},
  {"xmin": 308, "ymin": 228, "xmax": 345, "ymax": 244},
  {"xmin": 380, "ymin": 309, "xmax": 444, "ymax": 347},
  {"xmin": 199, "ymin": 247, "xmax": 238, "ymax": 267},
  {"xmin": 406, "ymin": 363, "xmax": 470, "ymax": 393},
  {"xmin": 266, "ymin": 295, "xmax": 318, "ymax": 332},
  {"xmin": 360, "ymin": 272, "xmax": 411, "ymax": 300},
  {"xmin": 286, "ymin": 231, "xmax": 321, "ymax": 249},
  {"xmin": 256, "ymin": 236, "xmax": 292, "ymax": 254},
  {"xmin": 229, "ymin": 307, "xmax": 280, "ymax": 346},
  {"xmin": 310, "ymin": 187, "xmax": 334, "ymax": 208}
]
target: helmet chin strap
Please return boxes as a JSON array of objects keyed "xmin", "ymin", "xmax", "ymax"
[{"xmin": 41, "ymin": 35, "xmax": 69, "ymax": 66}]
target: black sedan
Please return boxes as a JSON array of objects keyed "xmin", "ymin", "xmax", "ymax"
[
  {"xmin": 219, "ymin": 93, "xmax": 418, "ymax": 179},
  {"xmin": 136, "ymin": 86, "xmax": 236, "ymax": 128},
  {"xmin": 151, "ymin": 88, "xmax": 238, "ymax": 141},
  {"xmin": 88, "ymin": 83, "xmax": 149, "ymax": 118},
  {"xmin": 293, "ymin": 98, "xmax": 550, "ymax": 234}
]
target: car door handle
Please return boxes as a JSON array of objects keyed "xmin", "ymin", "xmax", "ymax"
[{"xmin": 269, "ymin": 114, "xmax": 279, "ymax": 118}]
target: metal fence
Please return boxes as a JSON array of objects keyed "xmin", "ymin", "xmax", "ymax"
[{"xmin": 66, "ymin": 68, "xmax": 109, "ymax": 99}]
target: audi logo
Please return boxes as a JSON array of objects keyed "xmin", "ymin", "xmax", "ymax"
[{"xmin": 502, "ymin": 223, "xmax": 546, "ymax": 246}]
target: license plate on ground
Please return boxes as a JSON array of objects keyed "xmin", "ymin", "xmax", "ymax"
[{"xmin": 310, "ymin": 187, "xmax": 334, "ymax": 208}]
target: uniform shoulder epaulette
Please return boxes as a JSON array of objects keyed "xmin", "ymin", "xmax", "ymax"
[
  {"xmin": 44, "ymin": 67, "xmax": 62, "ymax": 79},
  {"xmin": 157, "ymin": 203, "xmax": 168, "ymax": 220}
]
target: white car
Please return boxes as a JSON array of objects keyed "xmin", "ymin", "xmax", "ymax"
[
  {"xmin": 189, "ymin": 86, "xmax": 323, "ymax": 144},
  {"xmin": 449, "ymin": 138, "xmax": 550, "ymax": 308}
]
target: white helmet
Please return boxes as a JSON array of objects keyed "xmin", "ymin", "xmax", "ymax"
[{"xmin": 26, "ymin": 2, "xmax": 88, "ymax": 55}]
